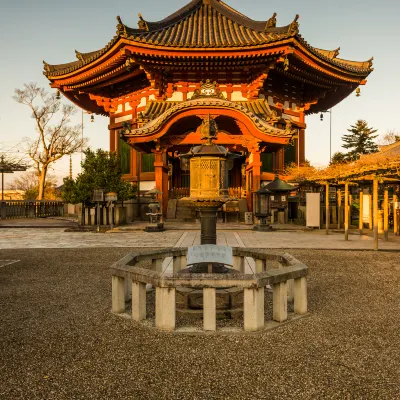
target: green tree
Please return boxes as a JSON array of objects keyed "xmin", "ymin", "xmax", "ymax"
[
  {"xmin": 341, "ymin": 120, "xmax": 378, "ymax": 161},
  {"xmin": 61, "ymin": 149, "xmax": 136, "ymax": 204},
  {"xmin": 330, "ymin": 151, "xmax": 347, "ymax": 165}
]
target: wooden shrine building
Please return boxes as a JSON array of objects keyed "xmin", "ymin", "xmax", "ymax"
[{"xmin": 44, "ymin": 0, "xmax": 373, "ymax": 214}]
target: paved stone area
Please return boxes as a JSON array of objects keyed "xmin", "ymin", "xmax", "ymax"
[
  {"xmin": 1, "ymin": 227, "xmax": 399, "ymax": 251},
  {"xmin": 0, "ymin": 217, "xmax": 78, "ymax": 228},
  {"xmin": 1, "ymin": 248, "xmax": 399, "ymax": 399}
]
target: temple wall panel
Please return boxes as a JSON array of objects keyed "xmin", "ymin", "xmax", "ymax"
[
  {"xmin": 167, "ymin": 92, "xmax": 183, "ymax": 102},
  {"xmin": 138, "ymin": 97, "xmax": 147, "ymax": 108},
  {"xmin": 125, "ymin": 102, "xmax": 133, "ymax": 111},
  {"xmin": 231, "ymin": 91, "xmax": 247, "ymax": 101}
]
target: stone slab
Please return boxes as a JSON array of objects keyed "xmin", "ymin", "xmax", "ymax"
[
  {"xmin": 167, "ymin": 199, "xmax": 178, "ymax": 219},
  {"xmin": 187, "ymin": 245, "xmax": 233, "ymax": 266}
]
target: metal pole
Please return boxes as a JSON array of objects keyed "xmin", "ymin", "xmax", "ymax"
[
  {"xmin": 329, "ymin": 109, "xmax": 332, "ymax": 163},
  {"xmin": 1, "ymin": 171, "xmax": 3, "ymax": 201},
  {"xmin": 81, "ymin": 110, "xmax": 84, "ymax": 171}
]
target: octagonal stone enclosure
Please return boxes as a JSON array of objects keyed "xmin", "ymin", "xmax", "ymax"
[{"xmin": 111, "ymin": 248, "xmax": 308, "ymax": 333}]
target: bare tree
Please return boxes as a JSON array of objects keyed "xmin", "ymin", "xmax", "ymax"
[
  {"xmin": 13, "ymin": 83, "xmax": 87, "ymax": 199},
  {"xmin": 378, "ymin": 130, "xmax": 400, "ymax": 146},
  {"xmin": 7, "ymin": 170, "xmax": 58, "ymax": 200}
]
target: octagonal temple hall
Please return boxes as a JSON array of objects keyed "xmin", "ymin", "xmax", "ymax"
[{"xmin": 44, "ymin": 0, "xmax": 373, "ymax": 214}]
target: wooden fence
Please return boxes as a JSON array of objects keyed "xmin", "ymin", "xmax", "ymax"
[{"xmin": 0, "ymin": 201, "xmax": 64, "ymax": 219}]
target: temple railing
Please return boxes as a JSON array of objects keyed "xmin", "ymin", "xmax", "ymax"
[
  {"xmin": 0, "ymin": 200, "xmax": 64, "ymax": 219},
  {"xmin": 168, "ymin": 187, "xmax": 190, "ymax": 199},
  {"xmin": 111, "ymin": 249, "xmax": 308, "ymax": 333}
]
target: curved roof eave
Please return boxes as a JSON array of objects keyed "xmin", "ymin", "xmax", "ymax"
[{"xmin": 43, "ymin": 0, "xmax": 373, "ymax": 79}]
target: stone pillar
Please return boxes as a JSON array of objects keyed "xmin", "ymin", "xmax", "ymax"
[
  {"xmin": 255, "ymin": 259, "xmax": 265, "ymax": 273},
  {"xmin": 152, "ymin": 258, "xmax": 163, "ymax": 272},
  {"xmin": 112, "ymin": 276, "xmax": 125, "ymax": 313},
  {"xmin": 294, "ymin": 277, "xmax": 307, "ymax": 315},
  {"xmin": 125, "ymin": 276, "xmax": 132, "ymax": 301},
  {"xmin": 102, "ymin": 207, "xmax": 108, "ymax": 226},
  {"xmin": 287, "ymin": 279, "xmax": 294, "ymax": 302},
  {"xmin": 154, "ymin": 150, "xmax": 169, "ymax": 216},
  {"xmin": 132, "ymin": 281, "xmax": 146, "ymax": 321},
  {"xmin": 233, "ymin": 256, "xmax": 245, "ymax": 273},
  {"xmin": 85, "ymin": 208, "xmax": 90, "ymax": 226},
  {"xmin": 180, "ymin": 255, "xmax": 187, "ymax": 270},
  {"xmin": 203, "ymin": 288, "xmax": 216, "ymax": 331},
  {"xmin": 200, "ymin": 206, "xmax": 219, "ymax": 245},
  {"xmin": 173, "ymin": 256, "xmax": 182, "ymax": 273},
  {"xmin": 155, "ymin": 287, "xmax": 176, "ymax": 331},
  {"xmin": 243, "ymin": 287, "xmax": 264, "ymax": 331},
  {"xmin": 273, "ymin": 281, "xmax": 287, "ymax": 322}
]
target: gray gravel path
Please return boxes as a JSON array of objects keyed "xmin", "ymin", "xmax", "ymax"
[{"xmin": 1, "ymin": 248, "xmax": 399, "ymax": 399}]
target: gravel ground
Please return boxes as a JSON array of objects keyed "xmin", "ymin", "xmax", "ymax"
[{"xmin": 1, "ymin": 248, "xmax": 399, "ymax": 399}]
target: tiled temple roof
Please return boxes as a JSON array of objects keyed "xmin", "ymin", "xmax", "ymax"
[
  {"xmin": 126, "ymin": 97, "xmax": 295, "ymax": 138},
  {"xmin": 140, "ymin": 99, "xmax": 276, "ymax": 122},
  {"xmin": 43, "ymin": 0, "xmax": 373, "ymax": 77}
]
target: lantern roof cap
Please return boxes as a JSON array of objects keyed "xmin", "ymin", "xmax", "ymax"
[
  {"xmin": 255, "ymin": 186, "xmax": 272, "ymax": 194},
  {"xmin": 264, "ymin": 176, "xmax": 293, "ymax": 192},
  {"xmin": 146, "ymin": 187, "xmax": 163, "ymax": 195}
]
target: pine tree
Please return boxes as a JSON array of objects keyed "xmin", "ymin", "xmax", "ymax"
[
  {"xmin": 61, "ymin": 149, "xmax": 136, "ymax": 204},
  {"xmin": 341, "ymin": 120, "xmax": 378, "ymax": 161}
]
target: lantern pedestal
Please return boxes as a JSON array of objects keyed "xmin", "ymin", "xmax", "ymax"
[{"xmin": 253, "ymin": 213, "xmax": 273, "ymax": 231}]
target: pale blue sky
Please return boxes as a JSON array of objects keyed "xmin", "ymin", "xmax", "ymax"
[{"xmin": 1, "ymin": 0, "xmax": 399, "ymax": 186}]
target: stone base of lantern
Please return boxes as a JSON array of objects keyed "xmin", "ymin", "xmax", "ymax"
[
  {"xmin": 253, "ymin": 224, "xmax": 274, "ymax": 232},
  {"xmin": 145, "ymin": 222, "xmax": 165, "ymax": 232}
]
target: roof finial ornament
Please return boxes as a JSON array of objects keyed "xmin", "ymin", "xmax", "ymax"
[
  {"xmin": 116, "ymin": 16, "xmax": 127, "ymax": 37},
  {"xmin": 288, "ymin": 14, "xmax": 300, "ymax": 36},
  {"xmin": 333, "ymin": 47, "xmax": 340, "ymax": 58},
  {"xmin": 138, "ymin": 13, "xmax": 149, "ymax": 31},
  {"xmin": 75, "ymin": 50, "xmax": 84, "ymax": 63},
  {"xmin": 43, "ymin": 60, "xmax": 51, "ymax": 73},
  {"xmin": 266, "ymin": 13, "xmax": 277, "ymax": 29}
]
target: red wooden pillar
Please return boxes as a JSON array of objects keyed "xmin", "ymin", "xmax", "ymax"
[
  {"xmin": 245, "ymin": 150, "xmax": 262, "ymax": 212},
  {"xmin": 154, "ymin": 150, "xmax": 169, "ymax": 216}
]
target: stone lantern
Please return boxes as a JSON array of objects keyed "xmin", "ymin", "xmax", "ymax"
[
  {"xmin": 145, "ymin": 187, "xmax": 164, "ymax": 232},
  {"xmin": 180, "ymin": 115, "xmax": 240, "ymax": 244},
  {"xmin": 264, "ymin": 176, "xmax": 293, "ymax": 224},
  {"xmin": 253, "ymin": 186, "xmax": 273, "ymax": 231}
]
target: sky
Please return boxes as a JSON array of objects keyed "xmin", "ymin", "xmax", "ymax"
[{"xmin": 1, "ymin": 0, "xmax": 399, "ymax": 187}]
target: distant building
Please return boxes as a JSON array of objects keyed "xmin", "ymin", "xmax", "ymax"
[{"xmin": 1, "ymin": 190, "xmax": 25, "ymax": 200}]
